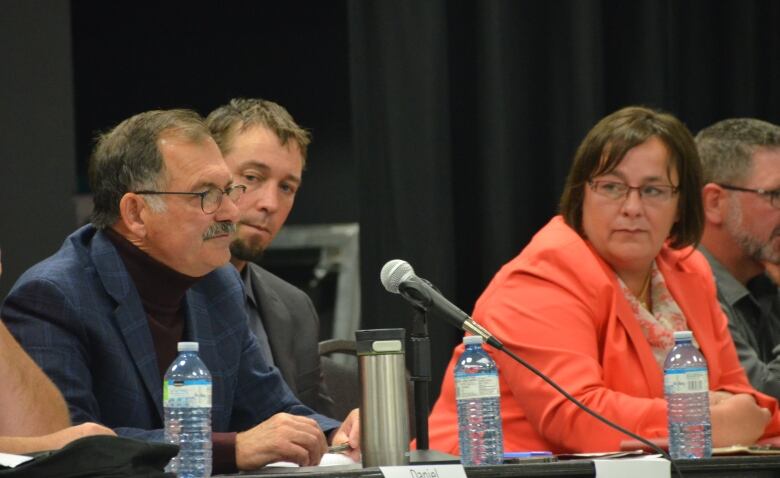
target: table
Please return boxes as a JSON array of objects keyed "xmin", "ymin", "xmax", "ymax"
[{"xmin": 217, "ymin": 455, "xmax": 780, "ymax": 478}]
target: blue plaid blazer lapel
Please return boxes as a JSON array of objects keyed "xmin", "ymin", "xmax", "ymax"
[{"xmin": 91, "ymin": 230, "xmax": 164, "ymax": 421}]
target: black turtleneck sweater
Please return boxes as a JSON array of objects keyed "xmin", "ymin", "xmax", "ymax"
[
  {"xmin": 104, "ymin": 228, "xmax": 195, "ymax": 377},
  {"xmin": 105, "ymin": 228, "xmax": 238, "ymax": 474}
]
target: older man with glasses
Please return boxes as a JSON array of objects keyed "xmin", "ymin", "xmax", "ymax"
[
  {"xmin": 1, "ymin": 109, "xmax": 356, "ymax": 474},
  {"xmin": 697, "ymin": 118, "xmax": 780, "ymax": 400}
]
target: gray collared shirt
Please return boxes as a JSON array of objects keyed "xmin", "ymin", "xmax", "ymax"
[{"xmin": 700, "ymin": 247, "xmax": 780, "ymax": 400}]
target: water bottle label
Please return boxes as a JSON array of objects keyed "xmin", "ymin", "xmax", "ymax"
[
  {"xmin": 664, "ymin": 368, "xmax": 708, "ymax": 394},
  {"xmin": 163, "ymin": 379, "xmax": 212, "ymax": 408},
  {"xmin": 455, "ymin": 375, "xmax": 500, "ymax": 400}
]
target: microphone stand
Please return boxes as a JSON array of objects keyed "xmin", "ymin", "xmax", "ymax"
[
  {"xmin": 409, "ymin": 307, "xmax": 431, "ymax": 451},
  {"xmin": 407, "ymin": 308, "xmax": 459, "ymax": 463}
]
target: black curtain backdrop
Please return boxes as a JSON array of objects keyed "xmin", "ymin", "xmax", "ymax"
[
  {"xmin": 349, "ymin": 0, "xmax": 780, "ymax": 405},
  {"xmin": 5, "ymin": 0, "xmax": 779, "ymax": 417},
  {"xmin": 69, "ymin": 1, "xmax": 355, "ymax": 225}
]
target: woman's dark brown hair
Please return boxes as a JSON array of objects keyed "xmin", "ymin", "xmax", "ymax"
[{"xmin": 559, "ymin": 106, "xmax": 703, "ymax": 249}]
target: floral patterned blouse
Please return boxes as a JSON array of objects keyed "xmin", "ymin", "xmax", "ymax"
[{"xmin": 618, "ymin": 260, "xmax": 690, "ymax": 369}]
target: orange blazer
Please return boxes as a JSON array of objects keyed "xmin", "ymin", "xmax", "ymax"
[{"xmin": 428, "ymin": 216, "xmax": 780, "ymax": 454}]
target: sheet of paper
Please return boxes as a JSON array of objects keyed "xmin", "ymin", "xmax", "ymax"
[
  {"xmin": 266, "ymin": 452, "xmax": 358, "ymax": 467},
  {"xmin": 0, "ymin": 452, "xmax": 33, "ymax": 468},
  {"xmin": 558, "ymin": 450, "xmax": 645, "ymax": 459},
  {"xmin": 593, "ymin": 455, "xmax": 669, "ymax": 478},
  {"xmin": 714, "ymin": 445, "xmax": 780, "ymax": 455}
]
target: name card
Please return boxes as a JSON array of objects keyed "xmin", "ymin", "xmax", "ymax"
[
  {"xmin": 593, "ymin": 456, "xmax": 670, "ymax": 478},
  {"xmin": 379, "ymin": 464, "xmax": 467, "ymax": 478}
]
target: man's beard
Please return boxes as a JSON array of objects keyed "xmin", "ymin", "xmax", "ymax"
[
  {"xmin": 725, "ymin": 200, "xmax": 780, "ymax": 265},
  {"xmin": 230, "ymin": 236, "xmax": 266, "ymax": 263}
]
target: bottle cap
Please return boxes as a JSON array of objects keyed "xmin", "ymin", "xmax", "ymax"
[
  {"xmin": 673, "ymin": 331, "xmax": 693, "ymax": 340},
  {"xmin": 463, "ymin": 335, "xmax": 483, "ymax": 345},
  {"xmin": 177, "ymin": 341, "xmax": 199, "ymax": 352}
]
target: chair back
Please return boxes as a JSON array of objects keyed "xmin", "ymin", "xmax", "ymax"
[{"xmin": 319, "ymin": 338, "xmax": 359, "ymax": 421}]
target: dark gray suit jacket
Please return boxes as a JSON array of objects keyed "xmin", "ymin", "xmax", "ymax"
[{"xmin": 244, "ymin": 262, "xmax": 335, "ymax": 417}]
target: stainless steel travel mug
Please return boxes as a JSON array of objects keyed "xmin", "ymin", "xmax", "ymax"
[{"xmin": 356, "ymin": 328, "xmax": 410, "ymax": 467}]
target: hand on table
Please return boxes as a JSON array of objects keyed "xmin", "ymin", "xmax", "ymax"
[
  {"xmin": 235, "ymin": 413, "xmax": 327, "ymax": 470},
  {"xmin": 711, "ymin": 393, "xmax": 771, "ymax": 447},
  {"xmin": 329, "ymin": 408, "xmax": 360, "ymax": 462}
]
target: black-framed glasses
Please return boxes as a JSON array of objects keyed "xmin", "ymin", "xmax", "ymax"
[
  {"xmin": 717, "ymin": 184, "xmax": 780, "ymax": 209},
  {"xmin": 588, "ymin": 180, "xmax": 679, "ymax": 204},
  {"xmin": 134, "ymin": 184, "xmax": 247, "ymax": 214}
]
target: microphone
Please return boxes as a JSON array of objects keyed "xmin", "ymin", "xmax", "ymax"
[{"xmin": 380, "ymin": 259, "xmax": 503, "ymax": 349}]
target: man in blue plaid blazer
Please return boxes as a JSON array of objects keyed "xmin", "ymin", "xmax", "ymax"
[{"xmin": 1, "ymin": 109, "xmax": 359, "ymax": 473}]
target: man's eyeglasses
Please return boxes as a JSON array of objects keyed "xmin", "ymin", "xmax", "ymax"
[
  {"xmin": 134, "ymin": 185, "xmax": 247, "ymax": 214},
  {"xmin": 717, "ymin": 184, "xmax": 780, "ymax": 209},
  {"xmin": 588, "ymin": 180, "xmax": 679, "ymax": 204}
]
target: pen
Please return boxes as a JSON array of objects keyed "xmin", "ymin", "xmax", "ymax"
[
  {"xmin": 328, "ymin": 443, "xmax": 352, "ymax": 454},
  {"xmin": 504, "ymin": 451, "xmax": 553, "ymax": 458}
]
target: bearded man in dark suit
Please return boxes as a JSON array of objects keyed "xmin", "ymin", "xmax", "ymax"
[{"xmin": 207, "ymin": 99, "xmax": 342, "ymax": 419}]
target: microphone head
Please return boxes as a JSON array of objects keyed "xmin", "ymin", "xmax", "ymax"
[{"xmin": 380, "ymin": 259, "xmax": 415, "ymax": 293}]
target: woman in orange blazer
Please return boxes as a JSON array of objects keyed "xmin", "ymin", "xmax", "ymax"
[{"xmin": 428, "ymin": 106, "xmax": 780, "ymax": 455}]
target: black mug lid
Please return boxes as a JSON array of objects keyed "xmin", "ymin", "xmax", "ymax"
[{"xmin": 355, "ymin": 328, "xmax": 405, "ymax": 355}]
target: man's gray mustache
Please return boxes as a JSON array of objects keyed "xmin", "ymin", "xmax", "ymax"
[{"xmin": 203, "ymin": 222, "xmax": 237, "ymax": 240}]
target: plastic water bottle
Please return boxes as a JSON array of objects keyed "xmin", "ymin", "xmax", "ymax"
[
  {"xmin": 455, "ymin": 335, "xmax": 504, "ymax": 465},
  {"xmin": 664, "ymin": 330, "xmax": 712, "ymax": 459},
  {"xmin": 164, "ymin": 342, "xmax": 212, "ymax": 477}
]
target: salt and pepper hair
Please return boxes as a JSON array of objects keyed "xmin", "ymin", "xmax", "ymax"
[
  {"xmin": 559, "ymin": 106, "xmax": 704, "ymax": 249},
  {"xmin": 695, "ymin": 118, "xmax": 780, "ymax": 185},
  {"xmin": 206, "ymin": 98, "xmax": 311, "ymax": 166},
  {"xmin": 89, "ymin": 109, "xmax": 211, "ymax": 229}
]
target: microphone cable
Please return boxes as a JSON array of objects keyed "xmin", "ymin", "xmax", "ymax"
[{"xmin": 487, "ymin": 337, "xmax": 683, "ymax": 478}]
